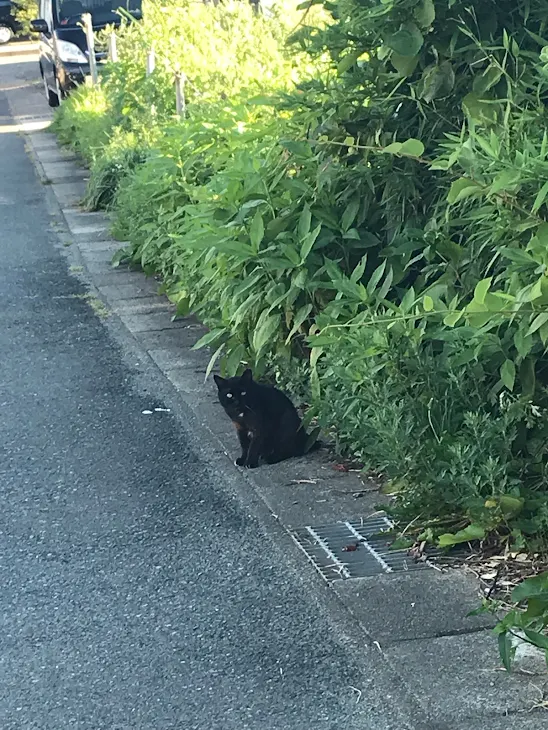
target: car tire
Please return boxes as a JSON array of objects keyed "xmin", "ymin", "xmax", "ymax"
[
  {"xmin": 42, "ymin": 72, "xmax": 59, "ymax": 108},
  {"xmin": 0, "ymin": 24, "xmax": 13, "ymax": 44}
]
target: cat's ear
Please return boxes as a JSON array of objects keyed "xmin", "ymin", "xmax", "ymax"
[
  {"xmin": 213, "ymin": 374, "xmax": 227, "ymax": 388},
  {"xmin": 241, "ymin": 368, "xmax": 253, "ymax": 383}
]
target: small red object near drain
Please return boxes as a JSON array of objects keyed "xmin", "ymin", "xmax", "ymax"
[{"xmin": 342, "ymin": 543, "xmax": 359, "ymax": 552}]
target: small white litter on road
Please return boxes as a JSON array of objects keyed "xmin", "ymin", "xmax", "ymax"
[{"xmin": 142, "ymin": 410, "xmax": 153, "ymax": 415}]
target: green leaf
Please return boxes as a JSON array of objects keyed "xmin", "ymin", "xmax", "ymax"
[
  {"xmin": 399, "ymin": 138, "xmax": 425, "ymax": 157},
  {"xmin": 418, "ymin": 61, "xmax": 455, "ymax": 102},
  {"xmin": 337, "ymin": 48, "xmax": 363, "ymax": 75},
  {"xmin": 265, "ymin": 215, "xmax": 288, "ymax": 240},
  {"xmin": 281, "ymin": 140, "xmax": 312, "ymax": 158},
  {"xmin": 500, "ymin": 247, "xmax": 536, "ymax": 266},
  {"xmin": 382, "ymin": 142, "xmax": 403, "ymax": 154},
  {"xmin": 423, "ymin": 295, "xmax": 434, "ymax": 311},
  {"xmin": 381, "ymin": 479, "xmax": 405, "ymax": 495},
  {"xmin": 298, "ymin": 204, "xmax": 311, "ymax": 240},
  {"xmin": 438, "ymin": 524, "xmax": 485, "ymax": 547},
  {"xmin": 520, "ymin": 357, "xmax": 536, "ymax": 396},
  {"xmin": 514, "ymin": 329, "xmax": 533, "ymax": 358},
  {"xmin": 225, "ymin": 343, "xmax": 247, "ymax": 376},
  {"xmin": 240, "ymin": 199, "xmax": 266, "ymax": 213},
  {"xmin": 462, "ymin": 93, "xmax": 498, "ymax": 125},
  {"xmin": 192, "ymin": 328, "xmax": 227, "ymax": 350},
  {"xmin": 473, "ymin": 66, "xmax": 503, "ymax": 95},
  {"xmin": 498, "ymin": 495, "xmax": 524, "ymax": 516},
  {"xmin": 341, "ymin": 199, "xmax": 360, "ymax": 233},
  {"xmin": 513, "ymin": 572, "xmax": 548, "ymax": 602},
  {"xmin": 252, "ymin": 313, "xmax": 280, "ymax": 354},
  {"xmin": 285, "ymin": 304, "xmax": 313, "ymax": 344},
  {"xmin": 540, "ymin": 321, "xmax": 548, "ymax": 346},
  {"xmin": 310, "ymin": 345, "xmax": 324, "ymax": 368},
  {"xmin": 532, "ymin": 180, "xmax": 548, "ymax": 214},
  {"xmin": 523, "ymin": 630, "xmax": 548, "ymax": 651},
  {"xmin": 386, "ymin": 22, "xmax": 424, "ymax": 57},
  {"xmin": 308, "ymin": 333, "xmax": 340, "ymax": 347},
  {"xmin": 498, "ymin": 632, "xmax": 515, "ymax": 672},
  {"xmin": 444, "ymin": 310, "xmax": 463, "ymax": 327},
  {"xmin": 526, "ymin": 312, "xmax": 548, "ymax": 337},
  {"xmin": 111, "ymin": 247, "xmax": 131, "ymax": 268},
  {"xmin": 377, "ymin": 267, "xmax": 394, "ymax": 300},
  {"xmin": 447, "ymin": 178, "xmax": 482, "ymax": 204},
  {"xmin": 282, "ymin": 244, "xmax": 301, "ymax": 266},
  {"xmin": 310, "ymin": 366, "xmax": 321, "ymax": 401},
  {"xmin": 249, "ymin": 211, "xmax": 264, "ymax": 252},
  {"xmin": 205, "ymin": 342, "xmax": 226, "ymax": 381},
  {"xmin": 390, "ymin": 53, "xmax": 419, "ymax": 77},
  {"xmin": 367, "ymin": 260, "xmax": 387, "ymax": 295},
  {"xmin": 350, "ymin": 254, "xmax": 367, "ymax": 284},
  {"xmin": 382, "ymin": 139, "xmax": 424, "ymax": 157},
  {"xmin": 500, "ymin": 359, "xmax": 516, "ymax": 391},
  {"xmin": 401, "ymin": 286, "xmax": 416, "ymax": 312},
  {"xmin": 489, "ymin": 170, "xmax": 519, "ymax": 195},
  {"xmin": 528, "ymin": 278, "xmax": 544, "ymax": 302},
  {"xmin": 474, "ymin": 277, "xmax": 492, "ymax": 305},
  {"xmin": 523, "ymin": 598, "xmax": 546, "ymax": 619},
  {"xmin": 175, "ymin": 295, "xmax": 191, "ymax": 318},
  {"xmin": 300, "ymin": 224, "xmax": 322, "ymax": 262},
  {"xmin": 414, "ymin": 0, "xmax": 435, "ymax": 27}
]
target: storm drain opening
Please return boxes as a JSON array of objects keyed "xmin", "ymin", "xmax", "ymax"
[{"xmin": 292, "ymin": 514, "xmax": 438, "ymax": 582}]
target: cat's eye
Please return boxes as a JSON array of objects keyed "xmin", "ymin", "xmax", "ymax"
[
  {"xmin": 226, "ymin": 393, "xmax": 233, "ymax": 399},
  {"xmin": 241, "ymin": 391, "xmax": 246, "ymax": 396}
]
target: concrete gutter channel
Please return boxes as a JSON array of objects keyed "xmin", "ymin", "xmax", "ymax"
[{"xmin": 5, "ymin": 77, "xmax": 547, "ymax": 728}]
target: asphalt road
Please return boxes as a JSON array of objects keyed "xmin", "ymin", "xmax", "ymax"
[{"xmin": 0, "ymin": 57, "xmax": 420, "ymax": 730}]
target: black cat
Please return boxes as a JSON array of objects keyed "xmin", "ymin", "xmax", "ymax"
[{"xmin": 213, "ymin": 369, "xmax": 319, "ymax": 468}]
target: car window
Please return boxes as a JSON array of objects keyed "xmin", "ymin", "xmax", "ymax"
[{"xmin": 56, "ymin": 0, "xmax": 141, "ymax": 26}]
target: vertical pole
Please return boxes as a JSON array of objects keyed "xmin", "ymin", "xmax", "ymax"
[
  {"xmin": 146, "ymin": 49, "xmax": 156, "ymax": 76},
  {"xmin": 175, "ymin": 73, "xmax": 186, "ymax": 118},
  {"xmin": 82, "ymin": 13, "xmax": 98, "ymax": 85},
  {"xmin": 107, "ymin": 31, "xmax": 118, "ymax": 62}
]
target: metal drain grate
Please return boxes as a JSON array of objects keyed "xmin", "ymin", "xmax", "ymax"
[{"xmin": 292, "ymin": 514, "xmax": 437, "ymax": 582}]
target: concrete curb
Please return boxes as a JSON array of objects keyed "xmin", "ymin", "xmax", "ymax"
[
  {"xmin": 5, "ymin": 66, "xmax": 547, "ymax": 729},
  {"xmin": 0, "ymin": 43, "xmax": 38, "ymax": 58}
]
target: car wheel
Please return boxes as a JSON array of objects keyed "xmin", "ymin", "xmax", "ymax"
[
  {"xmin": 43, "ymin": 73, "xmax": 59, "ymax": 108},
  {"xmin": 0, "ymin": 24, "xmax": 13, "ymax": 44}
]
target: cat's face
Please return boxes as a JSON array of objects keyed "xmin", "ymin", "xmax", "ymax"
[{"xmin": 214, "ymin": 369, "xmax": 253, "ymax": 411}]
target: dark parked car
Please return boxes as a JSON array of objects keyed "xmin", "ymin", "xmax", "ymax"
[
  {"xmin": 0, "ymin": 0, "xmax": 22, "ymax": 44},
  {"xmin": 30, "ymin": 0, "xmax": 141, "ymax": 107}
]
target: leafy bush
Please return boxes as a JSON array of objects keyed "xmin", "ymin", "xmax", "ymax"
[
  {"xmin": 14, "ymin": 0, "xmax": 38, "ymax": 35},
  {"xmin": 53, "ymin": 0, "xmax": 548, "ymax": 550},
  {"xmin": 476, "ymin": 571, "xmax": 548, "ymax": 671}
]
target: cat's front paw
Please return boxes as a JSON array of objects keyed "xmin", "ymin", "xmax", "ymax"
[
  {"xmin": 245, "ymin": 461, "xmax": 259, "ymax": 469},
  {"xmin": 235, "ymin": 456, "xmax": 246, "ymax": 466}
]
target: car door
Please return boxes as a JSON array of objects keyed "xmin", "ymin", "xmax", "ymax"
[{"xmin": 39, "ymin": 0, "xmax": 55, "ymax": 90}]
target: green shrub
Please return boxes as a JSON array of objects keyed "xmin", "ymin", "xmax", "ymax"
[
  {"xmin": 14, "ymin": 0, "xmax": 38, "ymax": 35},
  {"xmin": 53, "ymin": 0, "xmax": 548, "ymax": 551},
  {"xmin": 477, "ymin": 570, "xmax": 548, "ymax": 671}
]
